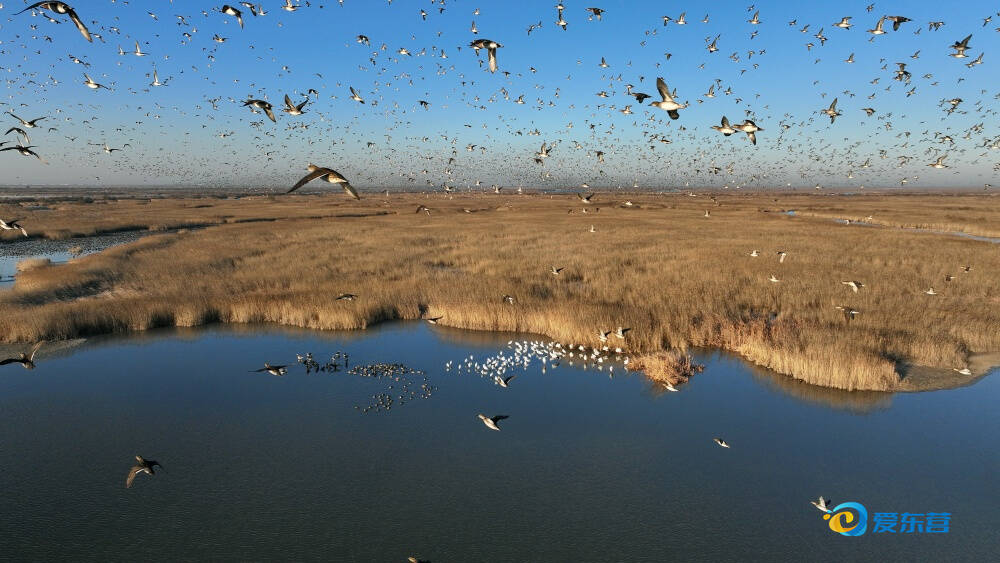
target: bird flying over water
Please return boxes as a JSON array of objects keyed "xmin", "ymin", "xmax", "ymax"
[
  {"xmin": 0, "ymin": 341, "xmax": 44, "ymax": 369},
  {"xmin": 478, "ymin": 413, "xmax": 508, "ymax": 431},
  {"xmin": 126, "ymin": 455, "xmax": 161, "ymax": 488}
]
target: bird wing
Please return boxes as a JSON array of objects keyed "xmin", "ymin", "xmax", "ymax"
[
  {"xmin": 287, "ymin": 167, "xmax": 332, "ymax": 193},
  {"xmin": 656, "ymin": 77, "xmax": 672, "ymax": 101},
  {"xmin": 491, "ymin": 415, "xmax": 510, "ymax": 423},
  {"xmin": 264, "ymin": 107, "xmax": 276, "ymax": 123},
  {"xmin": 721, "ymin": 116, "xmax": 730, "ymax": 127},
  {"xmin": 0, "ymin": 358, "xmax": 18, "ymax": 366},
  {"xmin": 14, "ymin": 2, "xmax": 49, "ymax": 15},
  {"xmin": 126, "ymin": 466, "xmax": 144, "ymax": 488},
  {"xmin": 28, "ymin": 341, "xmax": 44, "ymax": 361},
  {"xmin": 341, "ymin": 183, "xmax": 360, "ymax": 200},
  {"xmin": 487, "ymin": 47, "xmax": 498, "ymax": 72},
  {"xmin": 284, "ymin": 94, "xmax": 294, "ymax": 110}
]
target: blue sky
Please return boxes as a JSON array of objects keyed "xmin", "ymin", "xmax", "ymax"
[{"xmin": 1, "ymin": 0, "xmax": 998, "ymax": 190}]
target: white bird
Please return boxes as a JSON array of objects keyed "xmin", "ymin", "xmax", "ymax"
[
  {"xmin": 811, "ymin": 496, "xmax": 832, "ymax": 512},
  {"xmin": 649, "ymin": 77, "xmax": 686, "ymax": 119},
  {"xmin": 713, "ymin": 437, "xmax": 730, "ymax": 448}
]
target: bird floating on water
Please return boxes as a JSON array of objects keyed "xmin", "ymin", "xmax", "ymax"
[{"xmin": 251, "ymin": 363, "xmax": 287, "ymax": 376}]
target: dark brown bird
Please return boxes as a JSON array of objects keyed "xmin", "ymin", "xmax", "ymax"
[
  {"xmin": 0, "ymin": 341, "xmax": 44, "ymax": 370},
  {"xmin": 126, "ymin": 455, "xmax": 161, "ymax": 488},
  {"xmin": 16, "ymin": 2, "xmax": 92, "ymax": 42},
  {"xmin": 287, "ymin": 164, "xmax": 358, "ymax": 198}
]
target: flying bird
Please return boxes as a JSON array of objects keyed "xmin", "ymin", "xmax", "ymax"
[
  {"xmin": 243, "ymin": 99, "xmax": 276, "ymax": 122},
  {"xmin": 126, "ymin": 455, "xmax": 161, "ymax": 488},
  {"xmin": 16, "ymin": 2, "xmax": 92, "ymax": 42},
  {"xmin": 287, "ymin": 165, "xmax": 358, "ymax": 198},
  {"xmin": 221, "ymin": 5, "xmax": 244, "ymax": 28},
  {"xmin": 478, "ymin": 414, "xmax": 508, "ymax": 431},
  {"xmin": 650, "ymin": 77, "xmax": 686, "ymax": 119},
  {"xmin": 0, "ymin": 218, "xmax": 29, "ymax": 237},
  {"xmin": 0, "ymin": 341, "xmax": 45, "ymax": 369}
]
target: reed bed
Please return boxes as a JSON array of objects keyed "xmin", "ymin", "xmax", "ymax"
[{"xmin": 1, "ymin": 191, "xmax": 998, "ymax": 391}]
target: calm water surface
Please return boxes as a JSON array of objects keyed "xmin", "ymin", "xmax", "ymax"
[
  {"xmin": 0, "ymin": 323, "xmax": 996, "ymax": 562},
  {"xmin": 0, "ymin": 231, "xmax": 147, "ymax": 285}
]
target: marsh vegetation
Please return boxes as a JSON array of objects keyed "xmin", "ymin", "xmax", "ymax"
[{"xmin": 2, "ymin": 191, "xmax": 997, "ymax": 391}]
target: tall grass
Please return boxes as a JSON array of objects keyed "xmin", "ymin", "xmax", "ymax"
[{"xmin": 2, "ymin": 192, "xmax": 998, "ymax": 391}]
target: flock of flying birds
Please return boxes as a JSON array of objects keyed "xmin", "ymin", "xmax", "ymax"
[{"xmin": 0, "ymin": 2, "xmax": 998, "ymax": 190}]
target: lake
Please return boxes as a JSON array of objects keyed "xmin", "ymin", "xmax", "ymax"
[{"xmin": 0, "ymin": 322, "xmax": 996, "ymax": 562}]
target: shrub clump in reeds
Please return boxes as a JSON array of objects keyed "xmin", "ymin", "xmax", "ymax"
[
  {"xmin": 629, "ymin": 350, "xmax": 705, "ymax": 387},
  {"xmin": 16, "ymin": 258, "xmax": 52, "ymax": 273}
]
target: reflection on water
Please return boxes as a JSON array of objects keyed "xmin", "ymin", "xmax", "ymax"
[
  {"xmin": 0, "ymin": 322, "xmax": 996, "ymax": 561},
  {"xmin": 728, "ymin": 350, "xmax": 894, "ymax": 413}
]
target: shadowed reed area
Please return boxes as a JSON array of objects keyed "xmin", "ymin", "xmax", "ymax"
[{"xmin": 1, "ymin": 192, "xmax": 998, "ymax": 391}]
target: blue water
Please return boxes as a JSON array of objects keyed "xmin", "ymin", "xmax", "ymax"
[
  {"xmin": 0, "ymin": 322, "xmax": 995, "ymax": 562},
  {"xmin": 0, "ymin": 231, "xmax": 146, "ymax": 285}
]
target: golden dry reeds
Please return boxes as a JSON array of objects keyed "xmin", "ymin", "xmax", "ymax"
[{"xmin": 1, "ymin": 191, "xmax": 998, "ymax": 392}]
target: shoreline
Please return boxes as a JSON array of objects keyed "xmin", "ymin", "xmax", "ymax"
[
  {"xmin": 2, "ymin": 192, "xmax": 998, "ymax": 392},
  {"xmin": 2, "ymin": 320, "xmax": 995, "ymax": 395}
]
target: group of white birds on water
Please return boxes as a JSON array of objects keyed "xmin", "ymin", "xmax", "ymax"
[{"xmin": 447, "ymin": 337, "xmax": 729, "ymax": 445}]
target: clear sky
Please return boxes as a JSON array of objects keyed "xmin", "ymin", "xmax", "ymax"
[{"xmin": 1, "ymin": 0, "xmax": 998, "ymax": 190}]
